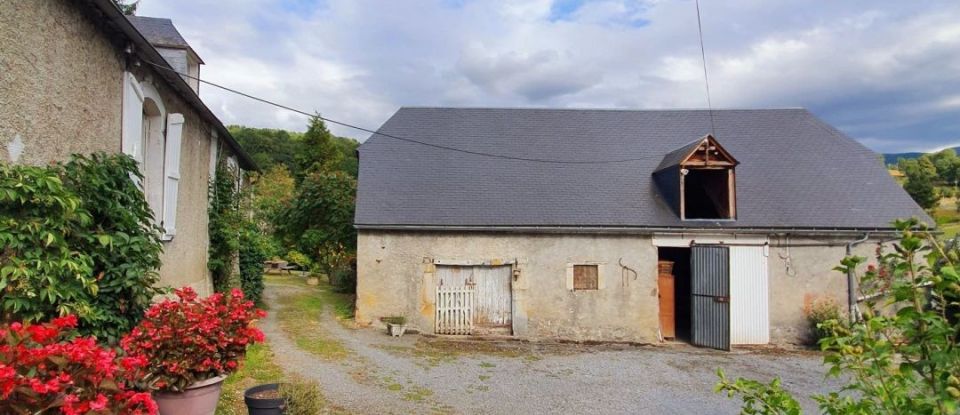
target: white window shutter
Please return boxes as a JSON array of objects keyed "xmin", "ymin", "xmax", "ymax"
[
  {"xmin": 162, "ymin": 113, "xmax": 184, "ymax": 239},
  {"xmin": 121, "ymin": 72, "xmax": 144, "ymax": 161}
]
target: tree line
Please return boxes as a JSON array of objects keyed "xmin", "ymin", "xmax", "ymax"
[
  {"xmin": 230, "ymin": 118, "xmax": 360, "ymax": 292},
  {"xmin": 897, "ymin": 148, "xmax": 960, "ymax": 210}
]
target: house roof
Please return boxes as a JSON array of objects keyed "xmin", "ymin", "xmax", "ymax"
[
  {"xmin": 127, "ymin": 16, "xmax": 204, "ymax": 63},
  {"xmin": 355, "ymin": 107, "xmax": 929, "ymax": 231},
  {"xmin": 86, "ymin": 0, "xmax": 254, "ymax": 170}
]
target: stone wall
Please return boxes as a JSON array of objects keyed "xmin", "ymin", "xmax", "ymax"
[
  {"xmin": 358, "ymin": 230, "xmax": 887, "ymax": 345},
  {"xmin": 358, "ymin": 231, "xmax": 661, "ymax": 343},
  {"xmin": 0, "ymin": 0, "xmax": 217, "ymax": 296}
]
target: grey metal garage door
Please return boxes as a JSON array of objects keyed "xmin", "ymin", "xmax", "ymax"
[{"xmin": 691, "ymin": 245, "xmax": 730, "ymax": 351}]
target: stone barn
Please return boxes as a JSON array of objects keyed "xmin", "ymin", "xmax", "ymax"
[{"xmin": 354, "ymin": 107, "xmax": 927, "ymax": 349}]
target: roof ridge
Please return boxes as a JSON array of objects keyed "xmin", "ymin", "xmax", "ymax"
[{"xmin": 398, "ymin": 106, "xmax": 808, "ymax": 112}]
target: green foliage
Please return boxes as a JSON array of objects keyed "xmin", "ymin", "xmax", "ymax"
[
  {"xmin": 238, "ymin": 224, "xmax": 268, "ymax": 304},
  {"xmin": 285, "ymin": 251, "xmax": 312, "ymax": 269},
  {"xmin": 279, "ymin": 377, "xmax": 325, "ymax": 415},
  {"xmin": 276, "ymin": 169, "xmax": 356, "ymax": 291},
  {"xmin": 718, "ymin": 219, "xmax": 960, "ymax": 414},
  {"xmin": 228, "ymin": 122, "xmax": 359, "ymax": 180},
  {"xmin": 0, "ymin": 153, "xmax": 163, "ymax": 342},
  {"xmin": 250, "ymin": 165, "xmax": 295, "ymax": 235},
  {"xmin": 900, "ymin": 157, "xmax": 940, "ymax": 209},
  {"xmin": 63, "ymin": 154, "xmax": 164, "ymax": 342},
  {"xmin": 804, "ymin": 297, "xmax": 843, "ymax": 346},
  {"xmin": 208, "ymin": 165, "xmax": 242, "ymax": 292},
  {"xmin": 716, "ymin": 369, "xmax": 801, "ymax": 415},
  {"xmin": 112, "ymin": 0, "xmax": 139, "ymax": 15}
]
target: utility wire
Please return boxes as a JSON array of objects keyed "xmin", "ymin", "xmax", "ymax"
[
  {"xmin": 695, "ymin": 0, "xmax": 716, "ymax": 137},
  {"xmin": 144, "ymin": 59, "xmax": 664, "ymax": 165}
]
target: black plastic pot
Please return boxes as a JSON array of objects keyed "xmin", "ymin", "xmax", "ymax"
[{"xmin": 244, "ymin": 383, "xmax": 284, "ymax": 415}]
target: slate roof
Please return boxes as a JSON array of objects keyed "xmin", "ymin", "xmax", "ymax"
[
  {"xmin": 127, "ymin": 16, "xmax": 203, "ymax": 62},
  {"xmin": 355, "ymin": 107, "xmax": 929, "ymax": 231}
]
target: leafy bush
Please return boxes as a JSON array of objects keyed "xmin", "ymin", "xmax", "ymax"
[
  {"xmin": 718, "ymin": 219, "xmax": 960, "ymax": 414},
  {"xmin": 121, "ymin": 287, "xmax": 266, "ymax": 392},
  {"xmin": 803, "ymin": 297, "xmax": 843, "ymax": 345},
  {"xmin": 279, "ymin": 376, "xmax": 325, "ymax": 415},
  {"xmin": 0, "ymin": 315, "xmax": 158, "ymax": 415},
  {"xmin": 276, "ymin": 170, "xmax": 356, "ymax": 277},
  {"xmin": 285, "ymin": 250, "xmax": 312, "ymax": 269},
  {"xmin": 0, "ymin": 153, "xmax": 163, "ymax": 343},
  {"xmin": 239, "ymin": 224, "xmax": 269, "ymax": 304},
  {"xmin": 329, "ymin": 262, "xmax": 356, "ymax": 293},
  {"xmin": 63, "ymin": 154, "xmax": 164, "ymax": 342}
]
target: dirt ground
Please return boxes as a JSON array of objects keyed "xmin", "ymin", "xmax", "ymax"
[{"xmin": 261, "ymin": 279, "xmax": 836, "ymax": 414}]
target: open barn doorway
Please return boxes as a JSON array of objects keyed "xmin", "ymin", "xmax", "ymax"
[{"xmin": 657, "ymin": 247, "xmax": 692, "ymax": 342}]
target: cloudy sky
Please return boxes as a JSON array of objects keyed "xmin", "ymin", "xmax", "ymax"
[{"xmin": 137, "ymin": 0, "xmax": 960, "ymax": 153}]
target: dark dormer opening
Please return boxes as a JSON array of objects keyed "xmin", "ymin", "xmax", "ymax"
[{"xmin": 653, "ymin": 135, "xmax": 738, "ymax": 220}]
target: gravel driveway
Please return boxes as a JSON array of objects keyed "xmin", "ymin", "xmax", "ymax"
[{"xmin": 262, "ymin": 282, "xmax": 835, "ymax": 415}]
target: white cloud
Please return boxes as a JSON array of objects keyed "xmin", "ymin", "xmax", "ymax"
[{"xmin": 136, "ymin": 0, "xmax": 960, "ymax": 152}]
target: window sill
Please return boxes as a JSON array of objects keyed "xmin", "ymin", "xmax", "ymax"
[{"xmin": 160, "ymin": 235, "xmax": 175, "ymax": 242}]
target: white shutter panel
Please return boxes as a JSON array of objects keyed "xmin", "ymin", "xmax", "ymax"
[
  {"xmin": 121, "ymin": 72, "xmax": 144, "ymax": 161},
  {"xmin": 162, "ymin": 113, "xmax": 184, "ymax": 239}
]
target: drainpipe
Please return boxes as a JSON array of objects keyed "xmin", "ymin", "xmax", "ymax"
[{"xmin": 846, "ymin": 233, "xmax": 870, "ymax": 323}]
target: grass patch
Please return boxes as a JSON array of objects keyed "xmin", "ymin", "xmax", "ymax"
[
  {"xmin": 216, "ymin": 343, "xmax": 283, "ymax": 415},
  {"xmin": 479, "ymin": 361, "xmax": 496, "ymax": 368},
  {"xmin": 276, "ymin": 291, "xmax": 350, "ymax": 361},
  {"xmin": 478, "ymin": 375, "xmax": 490, "ymax": 381},
  {"xmin": 402, "ymin": 386, "xmax": 434, "ymax": 402}
]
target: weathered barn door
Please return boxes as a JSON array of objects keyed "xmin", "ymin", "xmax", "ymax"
[
  {"xmin": 472, "ymin": 265, "xmax": 512, "ymax": 335},
  {"xmin": 690, "ymin": 245, "xmax": 730, "ymax": 350},
  {"xmin": 435, "ymin": 265, "xmax": 512, "ymax": 335}
]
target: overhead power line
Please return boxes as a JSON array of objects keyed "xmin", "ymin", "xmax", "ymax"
[
  {"xmin": 143, "ymin": 59, "xmax": 665, "ymax": 165},
  {"xmin": 695, "ymin": 0, "xmax": 716, "ymax": 137}
]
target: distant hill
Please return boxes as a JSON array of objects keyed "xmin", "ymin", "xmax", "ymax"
[{"xmin": 883, "ymin": 146, "xmax": 960, "ymax": 166}]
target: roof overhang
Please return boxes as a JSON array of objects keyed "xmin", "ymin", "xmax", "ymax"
[
  {"xmin": 353, "ymin": 224, "xmax": 905, "ymax": 237},
  {"xmin": 86, "ymin": 0, "xmax": 256, "ymax": 170}
]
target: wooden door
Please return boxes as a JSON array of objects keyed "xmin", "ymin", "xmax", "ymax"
[
  {"xmin": 472, "ymin": 265, "xmax": 512, "ymax": 335},
  {"xmin": 436, "ymin": 265, "xmax": 512, "ymax": 335},
  {"xmin": 658, "ymin": 261, "xmax": 676, "ymax": 339}
]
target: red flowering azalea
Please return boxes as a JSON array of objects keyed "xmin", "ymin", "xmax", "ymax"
[
  {"xmin": 121, "ymin": 287, "xmax": 266, "ymax": 392},
  {"xmin": 0, "ymin": 317, "xmax": 158, "ymax": 414}
]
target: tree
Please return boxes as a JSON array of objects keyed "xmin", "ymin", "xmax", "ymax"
[
  {"xmin": 250, "ymin": 165, "xmax": 295, "ymax": 234},
  {"xmin": 717, "ymin": 219, "xmax": 960, "ymax": 414},
  {"xmin": 294, "ymin": 117, "xmax": 343, "ymax": 182},
  {"xmin": 275, "ymin": 170, "xmax": 356, "ymax": 283},
  {"xmin": 900, "ymin": 157, "xmax": 940, "ymax": 209},
  {"xmin": 113, "ymin": 0, "xmax": 139, "ymax": 15}
]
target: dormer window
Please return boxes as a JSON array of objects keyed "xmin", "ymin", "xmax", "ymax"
[{"xmin": 653, "ymin": 135, "xmax": 739, "ymax": 220}]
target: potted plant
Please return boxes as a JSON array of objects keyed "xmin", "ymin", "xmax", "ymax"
[
  {"xmin": 383, "ymin": 316, "xmax": 408, "ymax": 337},
  {"xmin": 121, "ymin": 287, "xmax": 266, "ymax": 415},
  {"xmin": 244, "ymin": 377, "xmax": 323, "ymax": 415},
  {"xmin": 0, "ymin": 316, "xmax": 158, "ymax": 415},
  {"xmin": 244, "ymin": 383, "xmax": 284, "ymax": 415},
  {"xmin": 306, "ymin": 263, "xmax": 323, "ymax": 286}
]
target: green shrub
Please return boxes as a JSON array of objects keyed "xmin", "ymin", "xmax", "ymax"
[
  {"xmin": 279, "ymin": 377, "xmax": 324, "ymax": 415},
  {"xmin": 238, "ymin": 225, "xmax": 268, "ymax": 304},
  {"xmin": 329, "ymin": 264, "xmax": 356, "ymax": 293},
  {"xmin": 718, "ymin": 219, "xmax": 960, "ymax": 414},
  {"xmin": 285, "ymin": 250, "xmax": 312, "ymax": 269},
  {"xmin": 804, "ymin": 297, "xmax": 843, "ymax": 345},
  {"xmin": 0, "ymin": 153, "xmax": 163, "ymax": 343}
]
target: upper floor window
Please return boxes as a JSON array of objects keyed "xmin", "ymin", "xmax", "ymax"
[{"xmin": 653, "ymin": 135, "xmax": 738, "ymax": 220}]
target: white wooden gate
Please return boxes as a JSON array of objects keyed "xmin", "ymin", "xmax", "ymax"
[
  {"xmin": 435, "ymin": 286, "xmax": 474, "ymax": 335},
  {"xmin": 435, "ymin": 265, "xmax": 512, "ymax": 335}
]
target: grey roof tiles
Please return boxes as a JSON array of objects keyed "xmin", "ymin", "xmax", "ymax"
[{"xmin": 355, "ymin": 107, "xmax": 928, "ymax": 230}]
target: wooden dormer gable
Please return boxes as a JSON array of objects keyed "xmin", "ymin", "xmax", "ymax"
[
  {"xmin": 653, "ymin": 134, "xmax": 739, "ymax": 220},
  {"xmin": 678, "ymin": 135, "xmax": 738, "ymax": 168}
]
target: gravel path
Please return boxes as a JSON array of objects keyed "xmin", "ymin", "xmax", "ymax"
[{"xmin": 261, "ymin": 282, "xmax": 837, "ymax": 414}]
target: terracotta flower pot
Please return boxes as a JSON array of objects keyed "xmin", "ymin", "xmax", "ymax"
[{"xmin": 153, "ymin": 375, "xmax": 228, "ymax": 415}]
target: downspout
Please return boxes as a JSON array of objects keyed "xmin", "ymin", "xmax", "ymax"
[{"xmin": 846, "ymin": 233, "xmax": 870, "ymax": 323}]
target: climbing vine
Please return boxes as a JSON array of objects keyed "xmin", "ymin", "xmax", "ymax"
[{"xmin": 208, "ymin": 165, "xmax": 242, "ymax": 293}]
